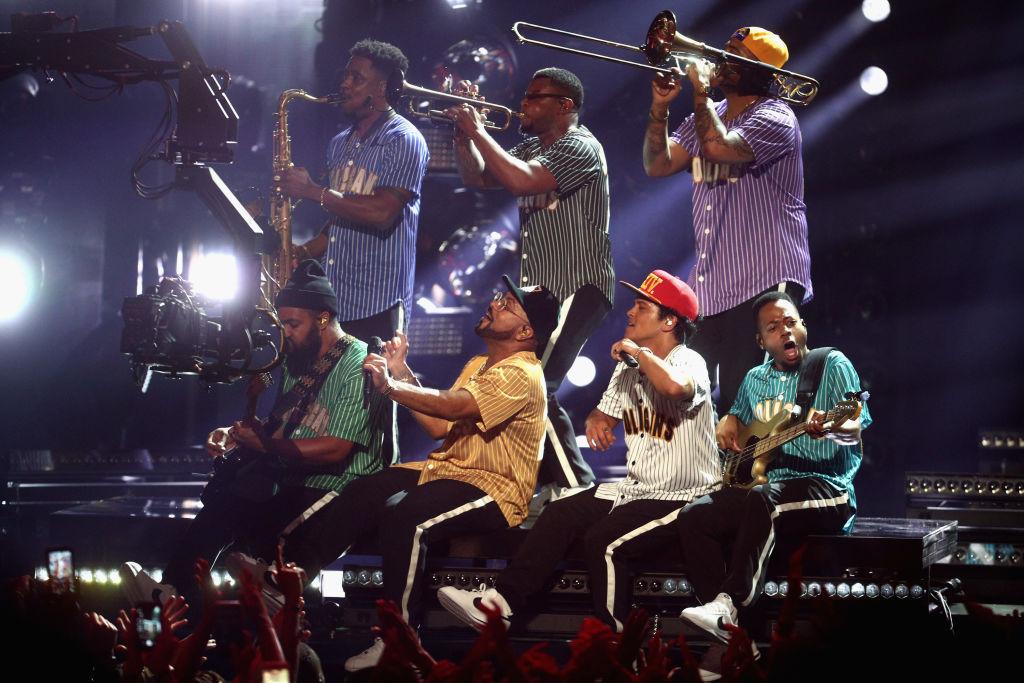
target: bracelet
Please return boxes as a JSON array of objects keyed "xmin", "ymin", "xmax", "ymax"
[
  {"xmin": 632, "ymin": 346, "xmax": 652, "ymax": 360},
  {"xmin": 648, "ymin": 109, "xmax": 668, "ymax": 123},
  {"xmin": 695, "ymin": 85, "xmax": 712, "ymax": 99},
  {"xmin": 319, "ymin": 186, "xmax": 330, "ymax": 208},
  {"xmin": 381, "ymin": 380, "xmax": 396, "ymax": 398}
]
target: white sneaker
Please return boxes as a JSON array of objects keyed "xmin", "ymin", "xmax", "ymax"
[
  {"xmin": 437, "ymin": 583, "xmax": 512, "ymax": 630},
  {"xmin": 224, "ymin": 552, "xmax": 283, "ymax": 617},
  {"xmin": 680, "ymin": 592, "xmax": 738, "ymax": 643},
  {"xmin": 344, "ymin": 637, "xmax": 385, "ymax": 672},
  {"xmin": 119, "ymin": 562, "xmax": 177, "ymax": 606}
]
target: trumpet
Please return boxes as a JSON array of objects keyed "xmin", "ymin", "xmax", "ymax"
[
  {"xmin": 400, "ymin": 80, "xmax": 523, "ymax": 131},
  {"xmin": 512, "ymin": 10, "xmax": 819, "ymax": 106}
]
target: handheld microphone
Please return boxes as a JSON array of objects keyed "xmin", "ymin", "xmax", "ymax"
[
  {"xmin": 364, "ymin": 336, "xmax": 383, "ymax": 409},
  {"xmin": 621, "ymin": 352, "xmax": 639, "ymax": 368}
]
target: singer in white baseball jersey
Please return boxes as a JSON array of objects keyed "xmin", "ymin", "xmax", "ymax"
[{"xmin": 437, "ymin": 269, "xmax": 720, "ymax": 632}]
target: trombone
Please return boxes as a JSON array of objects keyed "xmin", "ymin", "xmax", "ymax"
[
  {"xmin": 400, "ymin": 80, "xmax": 523, "ymax": 131},
  {"xmin": 511, "ymin": 10, "xmax": 819, "ymax": 106}
]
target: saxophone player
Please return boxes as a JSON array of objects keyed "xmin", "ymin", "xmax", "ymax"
[{"xmin": 275, "ymin": 39, "xmax": 429, "ymax": 347}]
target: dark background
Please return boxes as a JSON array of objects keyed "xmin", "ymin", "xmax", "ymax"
[{"xmin": 1, "ymin": 0, "xmax": 1023, "ymax": 523}]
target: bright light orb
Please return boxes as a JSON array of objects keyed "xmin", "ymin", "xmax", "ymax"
[
  {"xmin": 860, "ymin": 66, "xmax": 888, "ymax": 96},
  {"xmin": 188, "ymin": 252, "xmax": 239, "ymax": 301},
  {"xmin": 0, "ymin": 248, "xmax": 36, "ymax": 322},
  {"xmin": 862, "ymin": 0, "xmax": 891, "ymax": 23},
  {"xmin": 566, "ymin": 355, "xmax": 596, "ymax": 388}
]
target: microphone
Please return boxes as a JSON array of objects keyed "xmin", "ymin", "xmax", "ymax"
[
  {"xmin": 364, "ymin": 336, "xmax": 383, "ymax": 409},
  {"xmin": 621, "ymin": 352, "xmax": 639, "ymax": 368}
]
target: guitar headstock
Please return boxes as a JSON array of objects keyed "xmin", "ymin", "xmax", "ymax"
[
  {"xmin": 829, "ymin": 399, "xmax": 861, "ymax": 428},
  {"xmin": 246, "ymin": 372, "xmax": 273, "ymax": 400}
]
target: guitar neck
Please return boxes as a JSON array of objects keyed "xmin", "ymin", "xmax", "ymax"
[{"xmin": 752, "ymin": 407, "xmax": 840, "ymax": 455}]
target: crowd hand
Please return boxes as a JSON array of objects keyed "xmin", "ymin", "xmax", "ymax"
[
  {"xmin": 585, "ymin": 414, "xmax": 616, "ymax": 452},
  {"xmin": 651, "ymin": 66, "xmax": 683, "ymax": 106},
  {"xmin": 636, "ymin": 631, "xmax": 684, "ymax": 683},
  {"xmin": 616, "ymin": 608, "xmax": 650, "ymax": 671},
  {"xmin": 273, "ymin": 166, "xmax": 315, "ymax": 200},
  {"xmin": 272, "ymin": 544, "xmax": 306, "ymax": 609},
  {"xmin": 193, "ymin": 557, "xmax": 221, "ymax": 612},
  {"xmin": 205, "ymin": 427, "xmax": 236, "ymax": 458},
  {"xmin": 82, "ymin": 611, "xmax": 119, "ymax": 661},
  {"xmin": 237, "ymin": 567, "xmax": 270, "ymax": 623},
  {"xmin": 721, "ymin": 624, "xmax": 763, "ymax": 682},
  {"xmin": 373, "ymin": 600, "xmax": 436, "ymax": 676},
  {"xmin": 361, "ymin": 353, "xmax": 391, "ymax": 391},
  {"xmin": 610, "ymin": 338, "xmax": 640, "ymax": 364},
  {"xmin": 514, "ymin": 643, "xmax": 559, "ymax": 681}
]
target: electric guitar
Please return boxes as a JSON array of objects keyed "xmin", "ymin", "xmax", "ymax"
[
  {"xmin": 721, "ymin": 399, "xmax": 862, "ymax": 489},
  {"xmin": 206, "ymin": 372, "xmax": 275, "ymax": 500}
]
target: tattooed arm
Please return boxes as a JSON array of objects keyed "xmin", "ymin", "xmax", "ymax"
[
  {"xmin": 643, "ymin": 70, "xmax": 693, "ymax": 177},
  {"xmin": 693, "ymin": 94, "xmax": 755, "ymax": 164}
]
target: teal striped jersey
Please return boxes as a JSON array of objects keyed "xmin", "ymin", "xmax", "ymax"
[
  {"xmin": 729, "ymin": 350, "xmax": 872, "ymax": 511},
  {"xmin": 276, "ymin": 338, "xmax": 390, "ymax": 492}
]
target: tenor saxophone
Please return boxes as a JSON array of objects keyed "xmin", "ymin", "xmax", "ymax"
[{"xmin": 264, "ymin": 89, "xmax": 341, "ymax": 302}]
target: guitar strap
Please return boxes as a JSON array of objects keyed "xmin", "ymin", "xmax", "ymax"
[
  {"xmin": 265, "ymin": 334, "xmax": 358, "ymax": 438},
  {"xmin": 794, "ymin": 347, "xmax": 834, "ymax": 421}
]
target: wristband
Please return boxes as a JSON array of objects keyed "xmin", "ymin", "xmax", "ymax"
[{"xmin": 381, "ymin": 380, "xmax": 396, "ymax": 398}]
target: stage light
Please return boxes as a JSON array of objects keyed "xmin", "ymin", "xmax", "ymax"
[
  {"xmin": 880, "ymin": 583, "xmax": 894, "ymax": 598},
  {"xmin": 779, "ymin": 580, "xmax": 789, "ymax": 596},
  {"xmin": 321, "ymin": 570, "xmax": 345, "ymax": 599},
  {"xmin": 850, "ymin": 582, "xmax": 865, "ymax": 598},
  {"xmin": 663, "ymin": 578, "xmax": 677, "ymax": 593},
  {"xmin": 895, "ymin": 583, "xmax": 909, "ymax": 598},
  {"xmin": 678, "ymin": 579, "xmax": 692, "ymax": 596},
  {"xmin": 836, "ymin": 582, "xmax": 851, "ymax": 598},
  {"xmin": 866, "ymin": 583, "xmax": 880, "ymax": 598},
  {"xmin": 0, "ymin": 246, "xmax": 39, "ymax": 323},
  {"xmin": 763, "ymin": 581, "xmax": 778, "ymax": 597},
  {"xmin": 343, "ymin": 570, "xmax": 356, "ymax": 585},
  {"xmin": 566, "ymin": 355, "xmax": 596, "ymax": 387},
  {"xmin": 859, "ymin": 66, "xmax": 889, "ymax": 96},
  {"xmin": 94, "ymin": 569, "xmax": 109, "ymax": 584},
  {"xmin": 371, "ymin": 570, "xmax": 384, "ymax": 586},
  {"xmin": 357, "ymin": 569, "xmax": 372, "ymax": 586},
  {"xmin": 80, "ymin": 569, "xmax": 94, "ymax": 583},
  {"xmin": 824, "ymin": 582, "xmax": 836, "ymax": 597},
  {"xmin": 187, "ymin": 251, "xmax": 239, "ymax": 301},
  {"xmin": 861, "ymin": 0, "xmax": 891, "ymax": 22},
  {"xmin": 807, "ymin": 582, "xmax": 822, "ymax": 597}
]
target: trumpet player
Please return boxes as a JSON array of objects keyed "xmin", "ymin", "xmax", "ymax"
[
  {"xmin": 276, "ymin": 39, "xmax": 429, "ymax": 348},
  {"xmin": 642, "ymin": 27, "xmax": 812, "ymax": 413},
  {"xmin": 446, "ymin": 68, "xmax": 615, "ymax": 507}
]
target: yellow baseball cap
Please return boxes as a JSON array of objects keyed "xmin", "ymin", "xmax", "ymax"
[{"xmin": 731, "ymin": 27, "xmax": 789, "ymax": 69}]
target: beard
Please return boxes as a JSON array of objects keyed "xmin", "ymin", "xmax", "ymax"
[
  {"xmin": 474, "ymin": 319, "xmax": 516, "ymax": 341},
  {"xmin": 284, "ymin": 327, "xmax": 322, "ymax": 376}
]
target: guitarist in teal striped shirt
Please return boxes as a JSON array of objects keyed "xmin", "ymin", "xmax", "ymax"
[{"xmin": 674, "ymin": 290, "xmax": 870, "ymax": 650}]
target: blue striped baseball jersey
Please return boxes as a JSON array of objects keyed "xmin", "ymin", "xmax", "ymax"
[
  {"xmin": 671, "ymin": 98, "xmax": 811, "ymax": 316},
  {"xmin": 323, "ymin": 113, "xmax": 429, "ymax": 321}
]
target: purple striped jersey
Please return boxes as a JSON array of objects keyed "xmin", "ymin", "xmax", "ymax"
[
  {"xmin": 594, "ymin": 344, "xmax": 721, "ymax": 507},
  {"xmin": 323, "ymin": 113, "xmax": 429, "ymax": 322},
  {"xmin": 509, "ymin": 125, "xmax": 615, "ymax": 306},
  {"xmin": 671, "ymin": 98, "xmax": 811, "ymax": 316}
]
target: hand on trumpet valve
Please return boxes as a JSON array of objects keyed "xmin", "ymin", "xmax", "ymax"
[{"xmin": 445, "ymin": 101, "xmax": 487, "ymax": 140}]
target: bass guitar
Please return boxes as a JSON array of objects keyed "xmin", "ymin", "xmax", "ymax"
[{"xmin": 721, "ymin": 399, "xmax": 862, "ymax": 489}]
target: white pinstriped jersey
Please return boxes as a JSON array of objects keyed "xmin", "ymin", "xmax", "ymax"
[
  {"xmin": 594, "ymin": 345, "xmax": 721, "ymax": 508},
  {"xmin": 394, "ymin": 351, "xmax": 546, "ymax": 526},
  {"xmin": 509, "ymin": 125, "xmax": 615, "ymax": 306}
]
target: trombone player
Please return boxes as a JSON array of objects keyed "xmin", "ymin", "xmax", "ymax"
[
  {"xmin": 642, "ymin": 27, "xmax": 812, "ymax": 413},
  {"xmin": 445, "ymin": 68, "xmax": 615, "ymax": 506}
]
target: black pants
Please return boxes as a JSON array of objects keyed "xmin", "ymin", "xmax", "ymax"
[
  {"xmin": 689, "ymin": 282, "xmax": 805, "ymax": 413},
  {"xmin": 283, "ymin": 467, "xmax": 508, "ymax": 623},
  {"xmin": 341, "ymin": 301, "xmax": 406, "ymax": 464},
  {"xmin": 536, "ymin": 284, "xmax": 611, "ymax": 489},
  {"xmin": 163, "ymin": 484, "xmax": 338, "ymax": 611},
  {"xmin": 676, "ymin": 477, "xmax": 853, "ymax": 607},
  {"xmin": 497, "ymin": 489, "xmax": 687, "ymax": 631}
]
